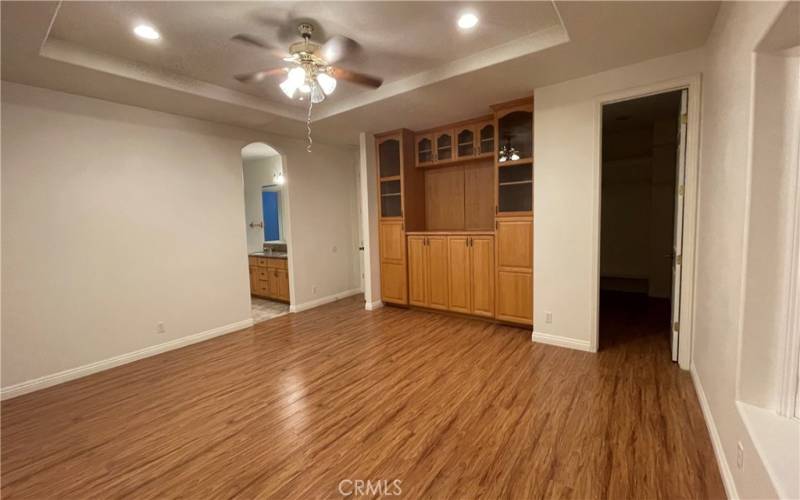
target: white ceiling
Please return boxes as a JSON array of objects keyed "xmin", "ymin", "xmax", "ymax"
[
  {"xmin": 1, "ymin": 1, "xmax": 720, "ymax": 145},
  {"xmin": 48, "ymin": 2, "xmax": 562, "ymax": 108}
]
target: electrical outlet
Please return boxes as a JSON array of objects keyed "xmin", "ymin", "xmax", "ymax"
[
  {"xmin": 312, "ymin": 285, "xmax": 318, "ymax": 295},
  {"xmin": 736, "ymin": 441, "xmax": 744, "ymax": 470},
  {"xmin": 157, "ymin": 322, "xmax": 166, "ymax": 334},
  {"xmin": 545, "ymin": 311, "xmax": 553, "ymax": 324},
  {"xmin": 331, "ymin": 245, "xmax": 338, "ymax": 253}
]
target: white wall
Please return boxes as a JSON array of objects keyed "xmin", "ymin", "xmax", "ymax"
[
  {"xmin": 692, "ymin": 2, "xmax": 794, "ymax": 498},
  {"xmin": 533, "ymin": 48, "xmax": 704, "ymax": 346},
  {"xmin": 1, "ymin": 82, "xmax": 361, "ymax": 391},
  {"xmin": 242, "ymin": 155, "xmax": 284, "ymax": 253}
]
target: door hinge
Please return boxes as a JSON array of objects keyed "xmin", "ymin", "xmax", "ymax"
[
  {"xmin": 673, "ymin": 321, "xmax": 680, "ymax": 332},
  {"xmin": 680, "ymin": 113, "xmax": 688, "ymax": 125},
  {"xmin": 678, "ymin": 185, "xmax": 685, "ymax": 196},
  {"xmin": 676, "ymin": 254, "xmax": 682, "ymax": 266}
]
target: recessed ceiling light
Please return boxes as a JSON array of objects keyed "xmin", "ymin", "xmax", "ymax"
[
  {"xmin": 457, "ymin": 13, "xmax": 479, "ymax": 30},
  {"xmin": 133, "ymin": 24, "xmax": 160, "ymax": 40}
]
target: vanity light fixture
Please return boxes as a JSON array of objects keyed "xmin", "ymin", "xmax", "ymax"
[
  {"xmin": 133, "ymin": 24, "xmax": 160, "ymax": 40},
  {"xmin": 457, "ymin": 13, "xmax": 479, "ymax": 30}
]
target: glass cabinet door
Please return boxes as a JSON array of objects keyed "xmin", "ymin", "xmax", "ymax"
[
  {"xmin": 416, "ymin": 135, "xmax": 433, "ymax": 167},
  {"xmin": 478, "ymin": 123, "xmax": 495, "ymax": 157},
  {"xmin": 497, "ymin": 111, "xmax": 533, "ymax": 162},
  {"xmin": 435, "ymin": 131, "xmax": 453, "ymax": 162},
  {"xmin": 456, "ymin": 127, "xmax": 475, "ymax": 159},
  {"xmin": 378, "ymin": 138, "xmax": 401, "ymax": 178}
]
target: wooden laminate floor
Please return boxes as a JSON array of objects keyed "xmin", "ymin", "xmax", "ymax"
[{"xmin": 1, "ymin": 295, "xmax": 725, "ymax": 499}]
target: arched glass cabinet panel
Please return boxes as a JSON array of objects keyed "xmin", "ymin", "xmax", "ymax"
[
  {"xmin": 416, "ymin": 135, "xmax": 433, "ymax": 166},
  {"xmin": 457, "ymin": 128, "xmax": 475, "ymax": 158},
  {"xmin": 435, "ymin": 131, "xmax": 454, "ymax": 162}
]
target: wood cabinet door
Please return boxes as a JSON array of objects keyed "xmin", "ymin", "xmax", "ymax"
[
  {"xmin": 267, "ymin": 268, "xmax": 280, "ymax": 298},
  {"xmin": 455, "ymin": 126, "xmax": 476, "ymax": 160},
  {"xmin": 275, "ymin": 269, "xmax": 290, "ymax": 301},
  {"xmin": 496, "ymin": 271, "xmax": 532, "ymax": 325},
  {"xmin": 426, "ymin": 236, "xmax": 449, "ymax": 310},
  {"xmin": 476, "ymin": 121, "xmax": 495, "ymax": 158},
  {"xmin": 415, "ymin": 134, "xmax": 434, "ymax": 167},
  {"xmin": 407, "ymin": 236, "xmax": 427, "ymax": 307},
  {"xmin": 379, "ymin": 220, "xmax": 405, "ymax": 263},
  {"xmin": 470, "ymin": 236, "xmax": 495, "ymax": 318},
  {"xmin": 496, "ymin": 218, "xmax": 532, "ymax": 271},
  {"xmin": 249, "ymin": 266, "xmax": 258, "ymax": 294},
  {"xmin": 434, "ymin": 130, "xmax": 454, "ymax": 164},
  {"xmin": 380, "ymin": 220, "xmax": 407, "ymax": 305},
  {"xmin": 381, "ymin": 262, "xmax": 407, "ymax": 304},
  {"xmin": 447, "ymin": 236, "xmax": 471, "ymax": 314}
]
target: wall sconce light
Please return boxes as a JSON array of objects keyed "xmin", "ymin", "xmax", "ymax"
[{"xmin": 274, "ymin": 172, "xmax": 285, "ymax": 185}]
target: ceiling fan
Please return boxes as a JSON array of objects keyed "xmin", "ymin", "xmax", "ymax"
[{"xmin": 232, "ymin": 23, "xmax": 383, "ymax": 104}]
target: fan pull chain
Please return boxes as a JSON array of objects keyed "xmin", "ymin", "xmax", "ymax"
[{"xmin": 306, "ymin": 98, "xmax": 314, "ymax": 153}]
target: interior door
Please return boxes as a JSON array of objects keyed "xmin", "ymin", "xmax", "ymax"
[{"xmin": 670, "ymin": 89, "xmax": 689, "ymax": 362}]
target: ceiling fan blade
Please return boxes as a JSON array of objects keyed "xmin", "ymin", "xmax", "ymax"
[
  {"xmin": 319, "ymin": 35, "xmax": 361, "ymax": 64},
  {"xmin": 329, "ymin": 67, "xmax": 383, "ymax": 89},
  {"xmin": 234, "ymin": 67, "xmax": 286, "ymax": 83},
  {"xmin": 231, "ymin": 34, "xmax": 288, "ymax": 59}
]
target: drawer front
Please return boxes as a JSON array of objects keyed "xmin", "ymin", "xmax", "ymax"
[
  {"xmin": 256, "ymin": 268, "xmax": 269, "ymax": 281},
  {"xmin": 248, "ymin": 256, "xmax": 259, "ymax": 267},
  {"xmin": 266, "ymin": 258, "xmax": 288, "ymax": 270},
  {"xmin": 257, "ymin": 257, "xmax": 268, "ymax": 268}
]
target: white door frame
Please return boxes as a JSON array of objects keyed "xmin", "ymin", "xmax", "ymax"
[{"xmin": 589, "ymin": 74, "xmax": 702, "ymax": 369}]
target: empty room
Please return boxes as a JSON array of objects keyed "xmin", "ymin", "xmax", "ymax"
[{"xmin": 1, "ymin": 1, "xmax": 798, "ymax": 499}]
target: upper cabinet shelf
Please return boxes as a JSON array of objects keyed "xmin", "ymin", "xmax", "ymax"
[{"xmin": 415, "ymin": 118, "xmax": 494, "ymax": 168}]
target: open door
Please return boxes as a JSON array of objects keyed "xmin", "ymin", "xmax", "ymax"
[{"xmin": 670, "ymin": 89, "xmax": 688, "ymax": 362}]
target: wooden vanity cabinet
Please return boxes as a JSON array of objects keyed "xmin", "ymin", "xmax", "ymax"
[{"xmin": 248, "ymin": 256, "xmax": 290, "ymax": 303}]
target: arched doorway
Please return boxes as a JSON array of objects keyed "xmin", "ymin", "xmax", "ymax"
[{"xmin": 241, "ymin": 142, "xmax": 291, "ymax": 323}]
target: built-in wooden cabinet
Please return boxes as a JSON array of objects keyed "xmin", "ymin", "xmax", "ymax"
[
  {"xmin": 434, "ymin": 130, "xmax": 454, "ymax": 163},
  {"xmin": 377, "ymin": 97, "xmax": 533, "ymax": 326},
  {"xmin": 380, "ymin": 220, "xmax": 407, "ymax": 305},
  {"xmin": 495, "ymin": 217, "xmax": 533, "ymax": 325},
  {"xmin": 408, "ymin": 235, "xmax": 448, "ymax": 310},
  {"xmin": 493, "ymin": 100, "xmax": 533, "ymax": 216},
  {"xmin": 456, "ymin": 126, "xmax": 476, "ymax": 160},
  {"xmin": 416, "ymin": 134, "xmax": 434, "ymax": 167},
  {"xmin": 446, "ymin": 235, "xmax": 495, "ymax": 318},
  {"xmin": 248, "ymin": 256, "xmax": 290, "ymax": 303}
]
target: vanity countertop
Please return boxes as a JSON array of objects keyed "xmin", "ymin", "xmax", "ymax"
[{"xmin": 249, "ymin": 252, "xmax": 288, "ymax": 259}]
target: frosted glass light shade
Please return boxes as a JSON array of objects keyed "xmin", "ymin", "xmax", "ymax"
[
  {"xmin": 279, "ymin": 79, "xmax": 297, "ymax": 98},
  {"xmin": 316, "ymin": 73, "xmax": 337, "ymax": 95}
]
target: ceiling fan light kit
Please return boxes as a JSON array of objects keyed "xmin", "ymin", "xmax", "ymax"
[{"xmin": 233, "ymin": 23, "xmax": 383, "ymax": 152}]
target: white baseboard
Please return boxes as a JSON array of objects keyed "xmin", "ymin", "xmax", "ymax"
[
  {"xmin": 690, "ymin": 362, "xmax": 739, "ymax": 499},
  {"xmin": 0, "ymin": 317, "xmax": 254, "ymax": 401},
  {"xmin": 365, "ymin": 299, "xmax": 383, "ymax": 311},
  {"xmin": 289, "ymin": 288, "xmax": 363, "ymax": 313},
  {"xmin": 531, "ymin": 330, "xmax": 593, "ymax": 352}
]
